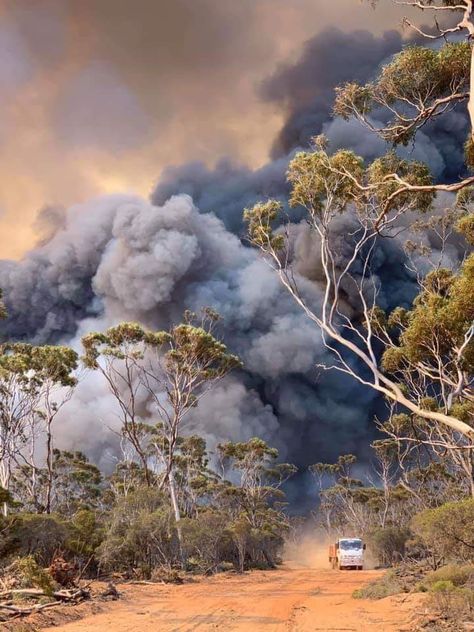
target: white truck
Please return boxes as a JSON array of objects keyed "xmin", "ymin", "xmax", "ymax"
[{"xmin": 329, "ymin": 537, "xmax": 366, "ymax": 570}]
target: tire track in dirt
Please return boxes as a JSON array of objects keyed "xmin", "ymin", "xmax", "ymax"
[{"xmin": 40, "ymin": 564, "xmax": 424, "ymax": 631}]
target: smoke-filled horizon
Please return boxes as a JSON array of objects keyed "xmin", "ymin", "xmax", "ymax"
[
  {"xmin": 0, "ymin": 4, "xmax": 467, "ymax": 507},
  {"xmin": 0, "ymin": 0, "xmax": 420, "ymax": 259}
]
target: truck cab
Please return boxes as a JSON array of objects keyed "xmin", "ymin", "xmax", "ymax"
[{"xmin": 329, "ymin": 538, "xmax": 365, "ymax": 570}]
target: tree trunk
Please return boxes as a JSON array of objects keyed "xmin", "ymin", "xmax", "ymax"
[
  {"xmin": 168, "ymin": 467, "xmax": 184, "ymax": 560},
  {"xmin": 45, "ymin": 420, "xmax": 53, "ymax": 514},
  {"xmin": 0, "ymin": 461, "xmax": 10, "ymax": 517}
]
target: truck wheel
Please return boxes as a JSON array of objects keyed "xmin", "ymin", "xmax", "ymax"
[{"xmin": 358, "ymin": 566, "xmax": 363, "ymax": 571}]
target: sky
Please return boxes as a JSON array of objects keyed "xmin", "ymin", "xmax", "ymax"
[{"xmin": 0, "ymin": 0, "xmax": 416, "ymax": 259}]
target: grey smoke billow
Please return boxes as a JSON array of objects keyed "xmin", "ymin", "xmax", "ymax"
[
  {"xmin": 0, "ymin": 190, "xmax": 416, "ymax": 476},
  {"xmin": 261, "ymin": 28, "xmax": 404, "ymax": 159},
  {"xmin": 151, "ymin": 28, "xmax": 407, "ymax": 234},
  {"xmin": 152, "ymin": 156, "xmax": 293, "ymax": 236},
  {"xmin": 0, "ymin": 26, "xmax": 467, "ymax": 503}
]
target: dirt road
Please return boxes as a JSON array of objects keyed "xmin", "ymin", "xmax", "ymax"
[{"xmin": 42, "ymin": 563, "xmax": 424, "ymax": 632}]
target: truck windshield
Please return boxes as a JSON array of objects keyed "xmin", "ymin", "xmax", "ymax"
[{"xmin": 339, "ymin": 539, "xmax": 362, "ymax": 551}]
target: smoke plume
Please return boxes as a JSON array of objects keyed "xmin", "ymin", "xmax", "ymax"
[{"xmin": 0, "ymin": 27, "xmax": 467, "ymax": 507}]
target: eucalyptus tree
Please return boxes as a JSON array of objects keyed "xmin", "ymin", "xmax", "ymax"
[
  {"xmin": 82, "ymin": 310, "xmax": 242, "ymax": 542},
  {"xmin": 29, "ymin": 345, "xmax": 78, "ymax": 513},
  {"xmin": 0, "ymin": 344, "xmax": 78, "ymax": 514},
  {"xmin": 344, "ymin": 1, "xmax": 474, "ymax": 181},
  {"xmin": 245, "ymin": 0, "xmax": 474, "ymax": 442},
  {"xmin": 245, "ymin": 140, "xmax": 473, "ymax": 438}
]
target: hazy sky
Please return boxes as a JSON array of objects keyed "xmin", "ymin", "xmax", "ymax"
[{"xmin": 0, "ymin": 0, "xmax": 415, "ymax": 258}]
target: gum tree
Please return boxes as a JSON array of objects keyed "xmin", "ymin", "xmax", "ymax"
[
  {"xmin": 337, "ymin": 1, "xmax": 474, "ymax": 204},
  {"xmin": 245, "ymin": 1, "xmax": 474, "ymax": 442},
  {"xmin": 82, "ymin": 310, "xmax": 242, "ymax": 542},
  {"xmin": 245, "ymin": 139, "xmax": 473, "ymax": 438},
  {"xmin": 0, "ymin": 344, "xmax": 78, "ymax": 514}
]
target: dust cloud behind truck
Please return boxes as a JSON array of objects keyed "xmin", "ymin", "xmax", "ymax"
[{"xmin": 328, "ymin": 538, "xmax": 365, "ymax": 570}]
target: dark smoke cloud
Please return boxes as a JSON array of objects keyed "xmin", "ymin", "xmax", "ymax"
[
  {"xmin": 261, "ymin": 28, "xmax": 404, "ymax": 159},
  {"xmin": 150, "ymin": 29, "xmax": 409, "ymax": 233},
  {"xmin": 0, "ymin": 190, "xmax": 419, "ymax": 477},
  {"xmin": 262, "ymin": 27, "xmax": 469, "ymax": 181},
  {"xmin": 152, "ymin": 157, "xmax": 292, "ymax": 235},
  {"xmin": 0, "ymin": 24, "xmax": 467, "ymax": 507}
]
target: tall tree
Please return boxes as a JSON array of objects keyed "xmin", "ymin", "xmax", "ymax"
[
  {"xmin": 0, "ymin": 344, "xmax": 78, "ymax": 514},
  {"xmin": 346, "ymin": 1, "xmax": 474, "ymax": 195},
  {"xmin": 245, "ymin": 0, "xmax": 474, "ymax": 441},
  {"xmin": 82, "ymin": 309, "xmax": 242, "ymax": 543},
  {"xmin": 245, "ymin": 140, "xmax": 473, "ymax": 437}
]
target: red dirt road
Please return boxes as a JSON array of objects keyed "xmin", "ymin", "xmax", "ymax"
[{"xmin": 42, "ymin": 563, "xmax": 424, "ymax": 632}]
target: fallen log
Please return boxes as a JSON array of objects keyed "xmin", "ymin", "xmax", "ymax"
[
  {"xmin": 0, "ymin": 586, "xmax": 90, "ymax": 601},
  {"xmin": 0, "ymin": 601, "xmax": 63, "ymax": 618},
  {"xmin": 0, "ymin": 584, "xmax": 91, "ymax": 619}
]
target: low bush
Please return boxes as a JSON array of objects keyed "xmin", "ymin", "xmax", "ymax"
[
  {"xmin": 0, "ymin": 556, "xmax": 56, "ymax": 596},
  {"xmin": 1, "ymin": 514, "xmax": 69, "ymax": 566},
  {"xmin": 427, "ymin": 580, "xmax": 474, "ymax": 621},
  {"xmin": 352, "ymin": 570, "xmax": 403, "ymax": 599},
  {"xmin": 412, "ymin": 499, "xmax": 474, "ymax": 563},
  {"xmin": 368, "ymin": 526, "xmax": 411, "ymax": 566},
  {"xmin": 418, "ymin": 564, "xmax": 474, "ymax": 591},
  {"xmin": 97, "ymin": 489, "xmax": 180, "ymax": 577}
]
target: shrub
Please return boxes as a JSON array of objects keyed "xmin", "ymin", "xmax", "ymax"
[
  {"xmin": 353, "ymin": 570, "xmax": 403, "ymax": 600},
  {"xmin": 67, "ymin": 509, "xmax": 104, "ymax": 563},
  {"xmin": 419, "ymin": 564, "xmax": 474, "ymax": 591},
  {"xmin": 1, "ymin": 514, "xmax": 69, "ymax": 566},
  {"xmin": 3, "ymin": 556, "xmax": 56, "ymax": 596},
  {"xmin": 412, "ymin": 499, "xmax": 474, "ymax": 563},
  {"xmin": 181, "ymin": 510, "xmax": 232, "ymax": 573},
  {"xmin": 368, "ymin": 526, "xmax": 411, "ymax": 566},
  {"xmin": 97, "ymin": 487, "xmax": 180, "ymax": 577},
  {"xmin": 428, "ymin": 580, "xmax": 474, "ymax": 620}
]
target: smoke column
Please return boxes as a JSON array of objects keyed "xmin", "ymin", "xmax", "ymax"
[{"xmin": 0, "ymin": 28, "xmax": 467, "ymax": 507}]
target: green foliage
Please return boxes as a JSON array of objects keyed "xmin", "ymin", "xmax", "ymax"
[
  {"xmin": 367, "ymin": 152, "xmax": 433, "ymax": 214},
  {"xmin": 420, "ymin": 565, "xmax": 474, "ymax": 591},
  {"xmin": 427, "ymin": 580, "xmax": 474, "ymax": 621},
  {"xmin": 82, "ymin": 318, "xmax": 241, "ymax": 378},
  {"xmin": 67, "ymin": 509, "xmax": 104, "ymax": 562},
  {"xmin": 457, "ymin": 213, "xmax": 474, "ymax": 246},
  {"xmin": 352, "ymin": 570, "xmax": 403, "ymax": 600},
  {"xmin": 9, "ymin": 556, "xmax": 56, "ymax": 596},
  {"xmin": 181, "ymin": 510, "xmax": 232, "ymax": 573},
  {"xmin": 243, "ymin": 200, "xmax": 284, "ymax": 251},
  {"xmin": 3, "ymin": 514, "xmax": 69, "ymax": 566},
  {"xmin": 412, "ymin": 499, "xmax": 474, "ymax": 562},
  {"xmin": 382, "ymin": 257, "xmax": 474, "ymax": 379},
  {"xmin": 51, "ymin": 450, "xmax": 103, "ymax": 514},
  {"xmin": 287, "ymin": 143, "xmax": 364, "ymax": 212},
  {"xmin": 0, "ymin": 343, "xmax": 78, "ymax": 387},
  {"xmin": 368, "ymin": 527, "xmax": 411, "ymax": 567},
  {"xmin": 97, "ymin": 487, "xmax": 178, "ymax": 577},
  {"xmin": 334, "ymin": 42, "xmax": 471, "ymax": 145},
  {"xmin": 245, "ymin": 144, "xmax": 435, "ymax": 256}
]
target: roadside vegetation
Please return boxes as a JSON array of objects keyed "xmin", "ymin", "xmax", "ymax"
[{"xmin": 0, "ymin": 307, "xmax": 295, "ymax": 621}]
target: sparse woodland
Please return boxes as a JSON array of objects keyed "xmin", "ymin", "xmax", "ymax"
[
  {"xmin": 0, "ymin": 309, "xmax": 295, "ymax": 589},
  {"xmin": 1, "ymin": 0, "xmax": 474, "ymax": 628}
]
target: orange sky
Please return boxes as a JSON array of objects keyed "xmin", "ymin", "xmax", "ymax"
[{"xmin": 0, "ymin": 0, "xmax": 417, "ymax": 259}]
